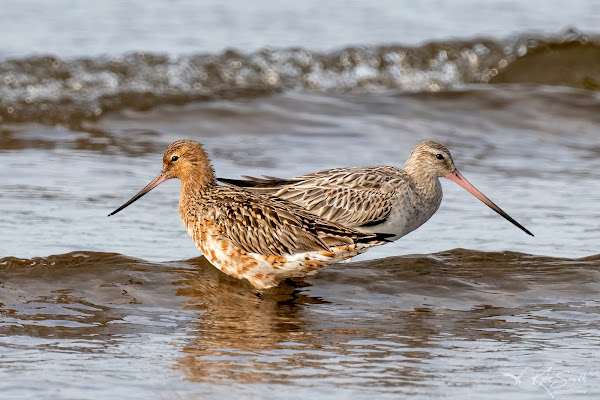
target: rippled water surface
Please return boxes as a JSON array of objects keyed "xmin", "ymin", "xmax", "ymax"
[
  {"xmin": 1, "ymin": 251, "xmax": 599, "ymax": 399},
  {"xmin": 2, "ymin": 85, "xmax": 599, "ymax": 399},
  {"xmin": 1, "ymin": 1, "xmax": 600, "ymax": 399},
  {"xmin": 2, "ymin": 87, "xmax": 599, "ymax": 261}
]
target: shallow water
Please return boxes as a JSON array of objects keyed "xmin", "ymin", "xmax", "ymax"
[
  {"xmin": 1, "ymin": 1, "xmax": 600, "ymax": 399},
  {"xmin": 2, "ymin": 85, "xmax": 600, "ymax": 399},
  {"xmin": 2, "ymin": 87, "xmax": 599, "ymax": 261},
  {"xmin": 1, "ymin": 251, "xmax": 599, "ymax": 399}
]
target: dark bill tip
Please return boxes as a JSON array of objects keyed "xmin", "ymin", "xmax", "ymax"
[
  {"xmin": 108, "ymin": 172, "xmax": 168, "ymax": 217},
  {"xmin": 447, "ymin": 169, "xmax": 534, "ymax": 237}
]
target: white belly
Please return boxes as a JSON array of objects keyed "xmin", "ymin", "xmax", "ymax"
[{"xmin": 359, "ymin": 191, "xmax": 443, "ymax": 241}]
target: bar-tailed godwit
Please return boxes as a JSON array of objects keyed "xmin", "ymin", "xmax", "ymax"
[
  {"xmin": 219, "ymin": 141, "xmax": 533, "ymax": 240},
  {"xmin": 109, "ymin": 140, "xmax": 391, "ymax": 290}
]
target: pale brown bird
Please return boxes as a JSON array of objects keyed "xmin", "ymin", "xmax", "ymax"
[
  {"xmin": 109, "ymin": 140, "xmax": 391, "ymax": 290},
  {"xmin": 219, "ymin": 141, "xmax": 533, "ymax": 240}
]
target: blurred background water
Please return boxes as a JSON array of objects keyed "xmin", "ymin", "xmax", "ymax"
[
  {"xmin": 1, "ymin": 0, "xmax": 599, "ymax": 57},
  {"xmin": 1, "ymin": 1, "xmax": 599, "ymax": 399}
]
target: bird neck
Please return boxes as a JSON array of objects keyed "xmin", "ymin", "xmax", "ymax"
[
  {"xmin": 178, "ymin": 165, "xmax": 216, "ymax": 231},
  {"xmin": 404, "ymin": 164, "xmax": 442, "ymax": 200},
  {"xmin": 180, "ymin": 165, "xmax": 217, "ymax": 196}
]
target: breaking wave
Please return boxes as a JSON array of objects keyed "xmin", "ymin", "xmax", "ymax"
[{"xmin": 0, "ymin": 30, "xmax": 597, "ymax": 126}]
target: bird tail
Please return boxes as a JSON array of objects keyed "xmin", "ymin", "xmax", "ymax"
[
  {"xmin": 355, "ymin": 232, "xmax": 396, "ymax": 244},
  {"xmin": 218, "ymin": 175, "xmax": 298, "ymax": 188}
]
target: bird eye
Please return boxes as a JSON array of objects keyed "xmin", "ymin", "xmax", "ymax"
[
  {"xmin": 435, "ymin": 154, "xmax": 444, "ymax": 160},
  {"xmin": 171, "ymin": 155, "xmax": 179, "ymax": 162}
]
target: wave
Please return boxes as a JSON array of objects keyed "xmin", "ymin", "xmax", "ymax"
[
  {"xmin": 0, "ymin": 30, "xmax": 597, "ymax": 126},
  {"xmin": 2, "ymin": 249, "xmax": 598, "ymax": 274}
]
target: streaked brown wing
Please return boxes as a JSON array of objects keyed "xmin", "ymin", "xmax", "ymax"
[
  {"xmin": 209, "ymin": 189, "xmax": 370, "ymax": 255},
  {"xmin": 275, "ymin": 186, "xmax": 394, "ymax": 226},
  {"xmin": 273, "ymin": 166, "xmax": 406, "ymax": 226},
  {"xmin": 218, "ymin": 166, "xmax": 407, "ymax": 227}
]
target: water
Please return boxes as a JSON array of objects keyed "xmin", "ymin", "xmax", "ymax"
[
  {"xmin": 2, "ymin": 251, "xmax": 599, "ymax": 399},
  {"xmin": 1, "ymin": 1, "xmax": 600, "ymax": 399},
  {"xmin": 1, "ymin": 0, "xmax": 599, "ymax": 58}
]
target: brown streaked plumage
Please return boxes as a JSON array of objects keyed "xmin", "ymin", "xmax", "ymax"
[
  {"xmin": 108, "ymin": 140, "xmax": 391, "ymax": 290},
  {"xmin": 219, "ymin": 141, "xmax": 533, "ymax": 240}
]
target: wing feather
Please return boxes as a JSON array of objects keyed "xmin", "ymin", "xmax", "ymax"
[
  {"xmin": 218, "ymin": 166, "xmax": 408, "ymax": 227},
  {"xmin": 207, "ymin": 188, "xmax": 376, "ymax": 255}
]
